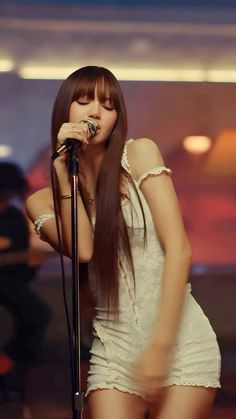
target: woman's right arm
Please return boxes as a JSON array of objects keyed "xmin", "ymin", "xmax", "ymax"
[
  {"xmin": 26, "ymin": 181, "xmax": 94, "ymax": 263},
  {"xmin": 26, "ymin": 121, "xmax": 95, "ymax": 262}
]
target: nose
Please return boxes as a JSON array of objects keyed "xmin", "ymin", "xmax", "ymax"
[{"xmin": 88, "ymin": 100, "xmax": 101, "ymax": 120}]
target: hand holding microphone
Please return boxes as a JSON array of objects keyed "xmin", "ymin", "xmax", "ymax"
[{"xmin": 53, "ymin": 119, "xmax": 97, "ymax": 159}]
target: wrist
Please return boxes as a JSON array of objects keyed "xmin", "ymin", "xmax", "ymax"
[
  {"xmin": 59, "ymin": 193, "xmax": 72, "ymax": 199},
  {"xmin": 59, "ymin": 190, "xmax": 80, "ymax": 199},
  {"xmin": 149, "ymin": 337, "xmax": 172, "ymax": 352}
]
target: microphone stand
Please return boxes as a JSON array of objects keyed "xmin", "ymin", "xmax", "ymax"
[{"xmin": 68, "ymin": 142, "xmax": 84, "ymax": 419}]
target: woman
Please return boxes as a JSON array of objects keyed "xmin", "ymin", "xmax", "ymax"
[{"xmin": 26, "ymin": 66, "xmax": 221, "ymax": 419}]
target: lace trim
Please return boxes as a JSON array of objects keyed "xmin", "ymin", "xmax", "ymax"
[
  {"xmin": 93, "ymin": 322, "xmax": 113, "ymax": 361},
  {"xmin": 164, "ymin": 380, "xmax": 221, "ymax": 389},
  {"xmin": 85, "ymin": 378, "xmax": 220, "ymax": 398},
  {"xmin": 137, "ymin": 167, "xmax": 172, "ymax": 188},
  {"xmin": 85, "ymin": 383, "xmax": 144, "ymax": 398},
  {"xmin": 121, "ymin": 141, "xmax": 172, "ymax": 190},
  {"xmin": 121, "ymin": 139, "xmax": 134, "ymax": 174},
  {"xmin": 34, "ymin": 213, "xmax": 55, "ymax": 238},
  {"xmin": 121, "ymin": 270, "xmax": 140, "ymax": 329}
]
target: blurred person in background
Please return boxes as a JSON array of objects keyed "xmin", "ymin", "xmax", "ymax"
[{"xmin": 0, "ymin": 162, "xmax": 51, "ymax": 404}]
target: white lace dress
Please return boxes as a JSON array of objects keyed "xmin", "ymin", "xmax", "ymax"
[
  {"xmin": 34, "ymin": 139, "xmax": 221, "ymax": 397},
  {"xmin": 86, "ymin": 139, "xmax": 221, "ymax": 396}
]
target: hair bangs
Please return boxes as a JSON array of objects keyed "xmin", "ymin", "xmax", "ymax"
[
  {"xmin": 71, "ymin": 67, "xmax": 120, "ymax": 110},
  {"xmin": 72, "ymin": 75, "xmax": 97, "ymax": 102},
  {"xmin": 96, "ymin": 76, "xmax": 120, "ymax": 110}
]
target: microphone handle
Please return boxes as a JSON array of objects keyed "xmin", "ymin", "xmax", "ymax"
[
  {"xmin": 51, "ymin": 138, "xmax": 80, "ymax": 160},
  {"xmin": 64, "ymin": 138, "xmax": 80, "ymax": 151},
  {"xmin": 51, "ymin": 118, "xmax": 97, "ymax": 160}
]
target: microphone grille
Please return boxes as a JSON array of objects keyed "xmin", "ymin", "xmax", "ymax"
[{"xmin": 81, "ymin": 119, "xmax": 97, "ymax": 137}]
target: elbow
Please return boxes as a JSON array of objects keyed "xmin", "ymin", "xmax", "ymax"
[
  {"xmin": 79, "ymin": 230, "xmax": 94, "ymax": 262},
  {"xmin": 180, "ymin": 238, "xmax": 192, "ymax": 263},
  {"xmin": 66, "ymin": 250, "xmax": 93, "ymax": 263},
  {"xmin": 79, "ymin": 251, "xmax": 93, "ymax": 263},
  {"xmin": 64, "ymin": 245, "xmax": 93, "ymax": 263},
  {"xmin": 165, "ymin": 237, "xmax": 192, "ymax": 263},
  {"xmin": 78, "ymin": 244, "xmax": 94, "ymax": 263}
]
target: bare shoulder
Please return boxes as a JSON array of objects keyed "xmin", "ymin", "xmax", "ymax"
[
  {"xmin": 126, "ymin": 138, "xmax": 165, "ymax": 179},
  {"xmin": 26, "ymin": 187, "xmax": 54, "ymax": 222}
]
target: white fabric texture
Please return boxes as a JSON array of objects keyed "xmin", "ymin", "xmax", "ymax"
[
  {"xmin": 87, "ymin": 139, "xmax": 221, "ymax": 397},
  {"xmin": 136, "ymin": 167, "xmax": 172, "ymax": 188},
  {"xmin": 34, "ymin": 213, "xmax": 55, "ymax": 239},
  {"xmin": 32, "ymin": 140, "xmax": 221, "ymax": 396}
]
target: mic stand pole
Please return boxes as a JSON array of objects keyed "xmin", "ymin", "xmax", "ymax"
[{"xmin": 68, "ymin": 143, "xmax": 84, "ymax": 419}]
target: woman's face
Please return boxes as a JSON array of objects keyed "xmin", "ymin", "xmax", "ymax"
[{"xmin": 69, "ymin": 85, "xmax": 118, "ymax": 146}]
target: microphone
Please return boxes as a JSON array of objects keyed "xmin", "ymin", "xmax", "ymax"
[{"xmin": 52, "ymin": 119, "xmax": 97, "ymax": 159}]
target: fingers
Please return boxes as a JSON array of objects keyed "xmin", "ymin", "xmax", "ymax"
[
  {"xmin": 142, "ymin": 380, "xmax": 163, "ymax": 402},
  {"xmin": 134, "ymin": 373, "xmax": 163, "ymax": 402},
  {"xmin": 132, "ymin": 365, "xmax": 165, "ymax": 402},
  {"xmin": 57, "ymin": 122, "xmax": 90, "ymax": 146}
]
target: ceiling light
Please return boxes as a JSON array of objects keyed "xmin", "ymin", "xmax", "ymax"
[
  {"xmin": 17, "ymin": 66, "xmax": 236, "ymax": 82},
  {"xmin": 114, "ymin": 68, "xmax": 206, "ymax": 81},
  {"xmin": 183, "ymin": 136, "xmax": 212, "ymax": 154},
  {"xmin": 0, "ymin": 59, "xmax": 14, "ymax": 72},
  {"xmin": 18, "ymin": 66, "xmax": 77, "ymax": 80},
  {"xmin": 18, "ymin": 66, "xmax": 206, "ymax": 81},
  {"xmin": 207, "ymin": 70, "xmax": 236, "ymax": 83}
]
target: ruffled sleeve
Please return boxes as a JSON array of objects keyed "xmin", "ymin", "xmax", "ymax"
[
  {"xmin": 34, "ymin": 213, "xmax": 55, "ymax": 239},
  {"xmin": 137, "ymin": 166, "xmax": 172, "ymax": 188},
  {"xmin": 121, "ymin": 140, "xmax": 172, "ymax": 187}
]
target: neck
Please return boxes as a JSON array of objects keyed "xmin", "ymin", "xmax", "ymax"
[{"xmin": 79, "ymin": 142, "xmax": 106, "ymax": 181}]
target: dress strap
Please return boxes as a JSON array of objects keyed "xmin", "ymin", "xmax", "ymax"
[{"xmin": 136, "ymin": 167, "xmax": 172, "ymax": 188}]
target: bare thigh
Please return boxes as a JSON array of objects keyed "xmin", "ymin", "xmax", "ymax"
[
  {"xmin": 88, "ymin": 389, "xmax": 147, "ymax": 419},
  {"xmin": 149, "ymin": 386, "xmax": 216, "ymax": 419}
]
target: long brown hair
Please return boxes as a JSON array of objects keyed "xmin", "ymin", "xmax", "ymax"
[{"xmin": 51, "ymin": 66, "xmax": 135, "ymax": 312}]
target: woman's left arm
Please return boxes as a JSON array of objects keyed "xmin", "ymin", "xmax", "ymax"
[{"xmin": 127, "ymin": 138, "xmax": 192, "ymax": 395}]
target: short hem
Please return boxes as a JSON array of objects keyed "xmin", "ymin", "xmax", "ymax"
[
  {"xmin": 86, "ymin": 380, "xmax": 221, "ymax": 398},
  {"xmin": 85, "ymin": 384, "xmax": 143, "ymax": 398},
  {"xmin": 164, "ymin": 381, "xmax": 221, "ymax": 389}
]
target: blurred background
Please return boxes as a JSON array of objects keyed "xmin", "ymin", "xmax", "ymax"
[{"xmin": 0, "ymin": 0, "xmax": 235, "ymax": 418}]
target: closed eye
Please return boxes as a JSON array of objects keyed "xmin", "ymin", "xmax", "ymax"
[
  {"xmin": 76, "ymin": 98, "xmax": 115, "ymax": 110},
  {"xmin": 76, "ymin": 100, "xmax": 89, "ymax": 105},
  {"xmin": 103, "ymin": 104, "xmax": 115, "ymax": 111},
  {"xmin": 102, "ymin": 99, "xmax": 115, "ymax": 110}
]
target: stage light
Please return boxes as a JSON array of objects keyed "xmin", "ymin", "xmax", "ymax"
[
  {"xmin": 204, "ymin": 130, "xmax": 236, "ymax": 176},
  {"xmin": 183, "ymin": 136, "xmax": 212, "ymax": 154}
]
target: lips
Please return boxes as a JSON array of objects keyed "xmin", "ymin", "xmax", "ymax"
[{"xmin": 94, "ymin": 127, "xmax": 101, "ymax": 135}]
